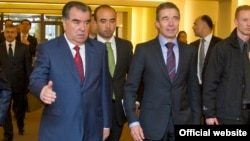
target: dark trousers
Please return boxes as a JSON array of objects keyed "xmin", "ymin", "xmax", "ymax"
[
  {"xmin": 144, "ymin": 115, "xmax": 175, "ymax": 141},
  {"xmin": 3, "ymin": 92, "xmax": 26, "ymax": 138},
  {"xmin": 3, "ymin": 107, "xmax": 13, "ymax": 140},
  {"xmin": 106, "ymin": 102, "xmax": 124, "ymax": 141}
]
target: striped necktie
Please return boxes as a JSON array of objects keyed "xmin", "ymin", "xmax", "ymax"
[{"xmin": 166, "ymin": 42, "xmax": 176, "ymax": 82}]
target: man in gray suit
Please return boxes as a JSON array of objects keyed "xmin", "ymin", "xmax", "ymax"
[
  {"xmin": 29, "ymin": 1, "xmax": 111, "ymax": 141},
  {"xmin": 124, "ymin": 2, "xmax": 201, "ymax": 141}
]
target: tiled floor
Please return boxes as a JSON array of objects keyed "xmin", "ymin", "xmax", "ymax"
[{"xmin": 0, "ymin": 108, "xmax": 133, "ymax": 141}]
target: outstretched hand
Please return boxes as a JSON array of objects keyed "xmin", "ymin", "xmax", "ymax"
[{"xmin": 40, "ymin": 81, "xmax": 56, "ymax": 104}]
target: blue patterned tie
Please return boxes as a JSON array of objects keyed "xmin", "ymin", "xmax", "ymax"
[{"xmin": 166, "ymin": 42, "xmax": 176, "ymax": 82}]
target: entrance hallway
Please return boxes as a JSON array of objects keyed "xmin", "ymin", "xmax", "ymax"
[{"xmin": 0, "ymin": 108, "xmax": 133, "ymax": 141}]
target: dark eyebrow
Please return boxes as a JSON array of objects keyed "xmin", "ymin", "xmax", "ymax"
[{"xmin": 72, "ymin": 19, "xmax": 81, "ymax": 22}]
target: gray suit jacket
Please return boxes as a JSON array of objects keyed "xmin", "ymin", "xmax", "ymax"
[
  {"xmin": 29, "ymin": 35, "xmax": 112, "ymax": 141},
  {"xmin": 124, "ymin": 37, "xmax": 201, "ymax": 140}
]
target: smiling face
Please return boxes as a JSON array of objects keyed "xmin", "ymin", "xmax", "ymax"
[
  {"xmin": 155, "ymin": 8, "xmax": 180, "ymax": 41},
  {"xmin": 63, "ymin": 7, "xmax": 91, "ymax": 45}
]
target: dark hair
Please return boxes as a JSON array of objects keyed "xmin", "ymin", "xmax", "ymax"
[
  {"xmin": 20, "ymin": 19, "xmax": 31, "ymax": 26},
  {"xmin": 62, "ymin": 1, "xmax": 91, "ymax": 20},
  {"xmin": 156, "ymin": 2, "xmax": 180, "ymax": 21},
  {"xmin": 200, "ymin": 15, "xmax": 213, "ymax": 29},
  {"xmin": 93, "ymin": 4, "xmax": 116, "ymax": 21},
  {"xmin": 177, "ymin": 30, "xmax": 187, "ymax": 40}
]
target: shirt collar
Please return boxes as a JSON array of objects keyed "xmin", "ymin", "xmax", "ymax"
[
  {"xmin": 64, "ymin": 33, "xmax": 85, "ymax": 49},
  {"xmin": 6, "ymin": 40, "xmax": 16, "ymax": 47},
  {"xmin": 97, "ymin": 35, "xmax": 115, "ymax": 44},
  {"xmin": 203, "ymin": 33, "xmax": 213, "ymax": 43},
  {"xmin": 158, "ymin": 34, "xmax": 178, "ymax": 47}
]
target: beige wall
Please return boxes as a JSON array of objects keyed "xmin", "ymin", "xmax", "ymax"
[
  {"xmin": 130, "ymin": 7, "xmax": 157, "ymax": 47},
  {"xmin": 184, "ymin": 0, "xmax": 219, "ymax": 43}
]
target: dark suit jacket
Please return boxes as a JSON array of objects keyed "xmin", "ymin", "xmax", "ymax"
[
  {"xmin": 124, "ymin": 37, "xmax": 201, "ymax": 140},
  {"xmin": 16, "ymin": 33, "xmax": 38, "ymax": 57},
  {"xmin": 0, "ymin": 67, "xmax": 11, "ymax": 125},
  {"xmin": 0, "ymin": 41, "xmax": 32, "ymax": 94},
  {"xmin": 110, "ymin": 37, "xmax": 133, "ymax": 125},
  {"xmin": 0, "ymin": 32, "xmax": 5, "ymax": 43},
  {"xmin": 189, "ymin": 35, "xmax": 222, "ymax": 82},
  {"xmin": 29, "ymin": 35, "xmax": 112, "ymax": 141}
]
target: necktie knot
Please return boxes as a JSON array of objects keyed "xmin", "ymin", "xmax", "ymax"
[
  {"xmin": 201, "ymin": 38, "xmax": 205, "ymax": 43},
  {"xmin": 74, "ymin": 46, "xmax": 80, "ymax": 52},
  {"xmin": 9, "ymin": 44, "xmax": 12, "ymax": 48},
  {"xmin": 165, "ymin": 42, "xmax": 175, "ymax": 50},
  {"xmin": 105, "ymin": 42, "xmax": 111, "ymax": 48}
]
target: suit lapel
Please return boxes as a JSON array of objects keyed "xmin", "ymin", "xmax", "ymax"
[
  {"xmin": 57, "ymin": 35, "xmax": 82, "ymax": 84},
  {"xmin": 173, "ymin": 42, "xmax": 184, "ymax": 83},
  {"xmin": 2, "ymin": 42, "xmax": 8, "ymax": 57},
  {"xmin": 152, "ymin": 38, "xmax": 171, "ymax": 82},
  {"xmin": 113, "ymin": 38, "xmax": 122, "ymax": 78}
]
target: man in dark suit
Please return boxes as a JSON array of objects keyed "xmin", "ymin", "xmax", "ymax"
[
  {"xmin": 0, "ymin": 67, "xmax": 12, "ymax": 126},
  {"xmin": 29, "ymin": 1, "xmax": 112, "ymax": 141},
  {"xmin": 94, "ymin": 5, "xmax": 133, "ymax": 141},
  {"xmin": 16, "ymin": 19, "xmax": 38, "ymax": 61},
  {"xmin": 124, "ymin": 2, "xmax": 201, "ymax": 141},
  {"xmin": 0, "ymin": 25, "xmax": 32, "ymax": 141},
  {"xmin": 190, "ymin": 15, "xmax": 222, "ymax": 86}
]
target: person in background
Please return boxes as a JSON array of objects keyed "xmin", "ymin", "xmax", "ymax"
[
  {"xmin": 0, "ymin": 24, "xmax": 32, "ymax": 141},
  {"xmin": 0, "ymin": 67, "xmax": 12, "ymax": 126},
  {"xmin": 177, "ymin": 30, "xmax": 188, "ymax": 43},
  {"xmin": 15, "ymin": 24, "xmax": 21, "ymax": 33},
  {"xmin": 94, "ymin": 4, "xmax": 133, "ymax": 141},
  {"xmin": 124, "ymin": 2, "xmax": 201, "ymax": 141},
  {"xmin": 89, "ymin": 14, "xmax": 97, "ymax": 39},
  {"xmin": 190, "ymin": 15, "xmax": 222, "ymax": 88},
  {"xmin": 16, "ymin": 19, "xmax": 38, "ymax": 59},
  {"xmin": 203, "ymin": 5, "xmax": 250, "ymax": 125},
  {"xmin": 29, "ymin": 1, "xmax": 111, "ymax": 141},
  {"xmin": 0, "ymin": 19, "xmax": 13, "ymax": 43}
]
